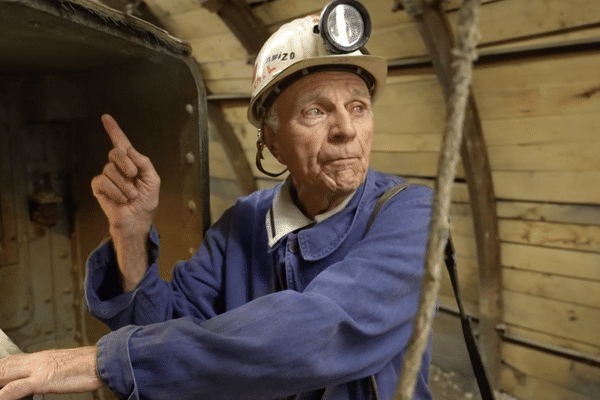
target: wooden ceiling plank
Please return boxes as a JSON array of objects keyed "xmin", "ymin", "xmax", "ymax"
[{"xmin": 202, "ymin": 0, "xmax": 270, "ymax": 58}]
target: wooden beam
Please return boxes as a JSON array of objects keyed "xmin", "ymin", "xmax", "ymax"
[
  {"xmin": 400, "ymin": 0, "xmax": 503, "ymax": 385},
  {"xmin": 207, "ymin": 102, "xmax": 258, "ymax": 195},
  {"xmin": 202, "ymin": 0, "xmax": 270, "ymax": 60}
]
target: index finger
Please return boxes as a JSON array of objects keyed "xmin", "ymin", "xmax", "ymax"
[{"xmin": 101, "ymin": 114, "xmax": 132, "ymax": 150}]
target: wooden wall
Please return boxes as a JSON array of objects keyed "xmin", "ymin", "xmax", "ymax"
[{"xmin": 142, "ymin": 0, "xmax": 600, "ymax": 398}]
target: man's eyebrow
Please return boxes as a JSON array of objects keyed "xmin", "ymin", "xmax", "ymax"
[
  {"xmin": 297, "ymin": 93, "xmax": 322, "ymax": 106},
  {"xmin": 296, "ymin": 86, "xmax": 371, "ymax": 106}
]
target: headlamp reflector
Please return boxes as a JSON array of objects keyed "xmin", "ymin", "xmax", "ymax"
[{"xmin": 319, "ymin": 0, "xmax": 371, "ymax": 54}]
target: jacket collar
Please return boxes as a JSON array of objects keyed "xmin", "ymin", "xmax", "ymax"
[
  {"xmin": 266, "ymin": 175, "xmax": 357, "ymax": 248},
  {"xmin": 266, "ymin": 169, "xmax": 375, "ymax": 261}
]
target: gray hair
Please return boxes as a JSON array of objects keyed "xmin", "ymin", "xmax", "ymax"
[{"xmin": 263, "ymin": 102, "xmax": 279, "ymax": 135}]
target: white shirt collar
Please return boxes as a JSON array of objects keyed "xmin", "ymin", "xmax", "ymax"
[{"xmin": 266, "ymin": 176, "xmax": 356, "ymax": 248}]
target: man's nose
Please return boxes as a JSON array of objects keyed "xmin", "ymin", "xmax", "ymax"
[{"xmin": 329, "ymin": 109, "xmax": 357, "ymax": 142}]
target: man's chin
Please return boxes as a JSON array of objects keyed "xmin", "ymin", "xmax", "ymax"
[{"xmin": 323, "ymin": 171, "xmax": 365, "ymax": 193}]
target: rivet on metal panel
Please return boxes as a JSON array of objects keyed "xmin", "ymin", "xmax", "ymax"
[
  {"xmin": 185, "ymin": 104, "xmax": 194, "ymax": 115},
  {"xmin": 185, "ymin": 151, "xmax": 195, "ymax": 164},
  {"xmin": 58, "ymin": 249, "xmax": 69, "ymax": 259},
  {"xmin": 188, "ymin": 200, "xmax": 197, "ymax": 212},
  {"xmin": 63, "ymin": 286, "xmax": 72, "ymax": 294}
]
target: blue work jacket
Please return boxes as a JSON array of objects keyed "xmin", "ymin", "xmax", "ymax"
[{"xmin": 85, "ymin": 169, "xmax": 434, "ymax": 400}]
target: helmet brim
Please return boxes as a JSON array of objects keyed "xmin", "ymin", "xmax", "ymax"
[{"xmin": 248, "ymin": 54, "xmax": 388, "ymax": 127}]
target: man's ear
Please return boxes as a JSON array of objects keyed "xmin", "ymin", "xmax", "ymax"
[{"xmin": 264, "ymin": 125, "xmax": 286, "ymax": 165}]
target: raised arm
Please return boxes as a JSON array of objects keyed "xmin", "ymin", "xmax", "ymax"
[{"xmin": 91, "ymin": 114, "xmax": 161, "ymax": 292}]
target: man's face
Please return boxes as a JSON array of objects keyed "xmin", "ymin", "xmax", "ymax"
[{"xmin": 269, "ymin": 71, "xmax": 374, "ymax": 200}]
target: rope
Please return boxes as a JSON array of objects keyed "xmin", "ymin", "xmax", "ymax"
[{"xmin": 393, "ymin": 0, "xmax": 481, "ymax": 399}]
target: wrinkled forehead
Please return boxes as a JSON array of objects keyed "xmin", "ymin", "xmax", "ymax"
[{"xmin": 282, "ymin": 71, "xmax": 371, "ymax": 107}]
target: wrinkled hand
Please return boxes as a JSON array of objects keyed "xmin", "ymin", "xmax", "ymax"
[
  {"xmin": 92, "ymin": 114, "xmax": 160, "ymax": 236},
  {"xmin": 0, "ymin": 347, "xmax": 103, "ymax": 400}
]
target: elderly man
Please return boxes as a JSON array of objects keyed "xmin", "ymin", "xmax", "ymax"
[{"xmin": 0, "ymin": 12, "xmax": 433, "ymax": 400}]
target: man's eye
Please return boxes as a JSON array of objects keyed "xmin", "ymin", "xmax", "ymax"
[
  {"xmin": 351, "ymin": 104, "xmax": 365, "ymax": 114},
  {"xmin": 305, "ymin": 108, "xmax": 323, "ymax": 116}
]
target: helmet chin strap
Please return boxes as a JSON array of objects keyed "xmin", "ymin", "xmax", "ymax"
[{"xmin": 255, "ymin": 128, "xmax": 288, "ymax": 178}]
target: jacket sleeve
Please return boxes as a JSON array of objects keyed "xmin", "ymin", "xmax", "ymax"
[
  {"xmin": 85, "ymin": 216, "xmax": 231, "ymax": 330},
  {"xmin": 94, "ymin": 185, "xmax": 434, "ymax": 400}
]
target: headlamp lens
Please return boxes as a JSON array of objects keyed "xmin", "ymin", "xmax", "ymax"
[
  {"xmin": 320, "ymin": 0, "xmax": 371, "ymax": 53},
  {"xmin": 326, "ymin": 5, "xmax": 364, "ymax": 48}
]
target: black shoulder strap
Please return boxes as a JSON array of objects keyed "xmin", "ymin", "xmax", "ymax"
[{"xmin": 367, "ymin": 183, "xmax": 496, "ymax": 400}]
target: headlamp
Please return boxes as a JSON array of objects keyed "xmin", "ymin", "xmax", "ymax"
[{"xmin": 318, "ymin": 0, "xmax": 372, "ymax": 54}]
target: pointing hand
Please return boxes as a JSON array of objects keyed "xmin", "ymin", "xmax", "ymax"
[{"xmin": 91, "ymin": 114, "xmax": 160, "ymax": 236}]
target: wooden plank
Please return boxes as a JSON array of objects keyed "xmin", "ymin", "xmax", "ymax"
[
  {"xmin": 208, "ymin": 103, "xmax": 258, "ymax": 195},
  {"xmin": 368, "ymin": 24, "xmax": 428, "ymax": 60},
  {"xmin": 492, "ymin": 171, "xmax": 600, "ymax": 204},
  {"xmin": 204, "ymin": 79, "xmax": 253, "ymax": 95},
  {"xmin": 162, "ymin": 8, "xmax": 230, "ymax": 38},
  {"xmin": 450, "ymin": 234, "xmax": 478, "ymax": 260},
  {"xmin": 0, "ymin": 118, "xmax": 18, "ymax": 266},
  {"xmin": 475, "ymin": 81, "xmax": 600, "ymax": 121},
  {"xmin": 437, "ymin": 293, "xmax": 478, "ymax": 317},
  {"xmin": 499, "ymin": 219, "xmax": 600, "ymax": 253},
  {"xmin": 220, "ymin": 102, "xmax": 251, "ymax": 123},
  {"xmin": 376, "ymin": 72, "xmax": 444, "ymax": 107},
  {"xmin": 210, "ymin": 138, "xmax": 279, "ymax": 183},
  {"xmin": 484, "ymin": 25, "xmax": 600, "ymax": 57},
  {"xmin": 209, "ymin": 140, "xmax": 237, "ymax": 180},
  {"xmin": 504, "ymin": 291, "xmax": 600, "ymax": 346},
  {"xmin": 373, "ymin": 103, "xmax": 446, "ymax": 134},
  {"xmin": 503, "ymin": 268, "xmax": 600, "ymax": 309},
  {"xmin": 251, "ymin": 0, "xmax": 497, "ymax": 28},
  {"xmin": 372, "ymin": 132, "xmax": 442, "ymax": 153},
  {"xmin": 501, "ymin": 341, "xmax": 600, "ymax": 398},
  {"xmin": 501, "ymin": 242, "xmax": 600, "ymax": 281},
  {"xmin": 143, "ymin": 0, "xmax": 200, "ymax": 17},
  {"xmin": 488, "ymin": 141, "xmax": 600, "ymax": 172},
  {"xmin": 209, "ymin": 177, "xmax": 243, "ymax": 222},
  {"xmin": 372, "ymin": 0, "xmax": 600, "ymax": 61},
  {"xmin": 497, "ymin": 201, "xmax": 600, "ymax": 225},
  {"xmin": 474, "ymin": 51, "xmax": 600, "ymax": 93},
  {"xmin": 503, "ymin": 325, "xmax": 600, "ymax": 359},
  {"xmin": 438, "ymin": 253, "xmax": 479, "ymax": 308},
  {"xmin": 369, "ymin": 151, "xmax": 465, "ymax": 178},
  {"xmin": 473, "ymin": 53, "xmax": 600, "ymax": 120},
  {"xmin": 481, "ymin": 112, "xmax": 600, "ymax": 147},
  {"xmin": 500, "ymin": 362, "xmax": 598, "ymax": 400},
  {"xmin": 198, "ymin": 59, "xmax": 254, "ymax": 80},
  {"xmin": 204, "ymin": 0, "xmax": 270, "ymax": 58},
  {"xmin": 403, "ymin": 178, "xmax": 471, "ymax": 203},
  {"xmin": 449, "ymin": 213, "xmax": 476, "ymax": 239},
  {"xmin": 252, "ymin": 0, "xmax": 321, "ymax": 26},
  {"xmin": 227, "ymin": 122, "xmax": 260, "ymax": 152},
  {"xmin": 478, "ymin": 0, "xmax": 600, "ymax": 43},
  {"xmin": 188, "ymin": 34, "xmax": 247, "ymax": 64}
]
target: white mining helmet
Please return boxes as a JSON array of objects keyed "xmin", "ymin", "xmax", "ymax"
[{"xmin": 247, "ymin": 0, "xmax": 388, "ymax": 128}]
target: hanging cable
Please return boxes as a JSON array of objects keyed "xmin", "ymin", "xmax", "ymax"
[{"xmin": 393, "ymin": 0, "xmax": 482, "ymax": 398}]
